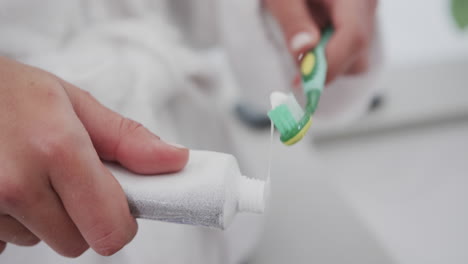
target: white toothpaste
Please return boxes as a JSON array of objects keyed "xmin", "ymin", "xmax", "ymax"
[{"xmin": 107, "ymin": 150, "xmax": 269, "ymax": 229}]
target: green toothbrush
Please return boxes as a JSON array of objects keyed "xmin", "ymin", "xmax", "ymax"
[{"xmin": 268, "ymin": 28, "xmax": 333, "ymax": 146}]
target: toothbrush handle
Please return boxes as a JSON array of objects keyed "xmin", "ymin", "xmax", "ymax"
[
  {"xmin": 302, "ymin": 28, "xmax": 333, "ymax": 93},
  {"xmin": 302, "ymin": 28, "xmax": 333, "ymax": 113}
]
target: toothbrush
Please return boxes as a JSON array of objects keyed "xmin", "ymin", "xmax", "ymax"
[{"xmin": 268, "ymin": 28, "xmax": 333, "ymax": 146}]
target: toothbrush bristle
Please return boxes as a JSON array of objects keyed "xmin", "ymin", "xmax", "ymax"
[
  {"xmin": 268, "ymin": 95, "xmax": 306, "ymax": 136},
  {"xmin": 285, "ymin": 94, "xmax": 305, "ymax": 121},
  {"xmin": 268, "ymin": 105, "xmax": 293, "ymax": 135}
]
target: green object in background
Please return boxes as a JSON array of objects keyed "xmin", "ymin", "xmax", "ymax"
[{"xmin": 452, "ymin": 0, "xmax": 468, "ymax": 29}]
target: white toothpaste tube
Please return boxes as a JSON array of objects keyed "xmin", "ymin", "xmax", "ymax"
[{"xmin": 106, "ymin": 150, "xmax": 269, "ymax": 229}]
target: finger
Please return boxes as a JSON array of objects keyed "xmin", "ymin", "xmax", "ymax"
[
  {"xmin": 61, "ymin": 80, "xmax": 189, "ymax": 175},
  {"xmin": 325, "ymin": 0, "xmax": 372, "ymax": 82},
  {"xmin": 46, "ymin": 135, "xmax": 137, "ymax": 256},
  {"xmin": 0, "ymin": 215, "xmax": 39, "ymax": 246},
  {"xmin": 0, "ymin": 241, "xmax": 5, "ymax": 254},
  {"xmin": 3, "ymin": 179, "xmax": 88, "ymax": 257},
  {"xmin": 266, "ymin": 0, "xmax": 323, "ymax": 59},
  {"xmin": 345, "ymin": 53, "xmax": 370, "ymax": 75}
]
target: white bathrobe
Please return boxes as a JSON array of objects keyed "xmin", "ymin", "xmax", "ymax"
[{"xmin": 0, "ymin": 0, "xmax": 381, "ymax": 263}]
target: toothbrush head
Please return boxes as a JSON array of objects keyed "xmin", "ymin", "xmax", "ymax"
[{"xmin": 268, "ymin": 92, "xmax": 312, "ymax": 146}]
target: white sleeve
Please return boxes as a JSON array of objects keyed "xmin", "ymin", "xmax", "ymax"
[{"xmin": 20, "ymin": 15, "xmax": 209, "ymax": 141}]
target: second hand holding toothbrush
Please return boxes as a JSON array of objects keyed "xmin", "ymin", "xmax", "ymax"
[{"xmin": 268, "ymin": 28, "xmax": 333, "ymax": 146}]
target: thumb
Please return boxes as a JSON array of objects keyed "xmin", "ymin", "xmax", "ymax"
[
  {"xmin": 265, "ymin": 0, "xmax": 323, "ymax": 60},
  {"xmin": 61, "ymin": 80, "xmax": 189, "ymax": 175}
]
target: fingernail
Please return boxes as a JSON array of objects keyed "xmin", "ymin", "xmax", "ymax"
[{"xmin": 290, "ymin": 32, "xmax": 315, "ymax": 52}]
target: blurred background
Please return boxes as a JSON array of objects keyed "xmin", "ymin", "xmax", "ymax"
[{"xmin": 250, "ymin": 0, "xmax": 468, "ymax": 263}]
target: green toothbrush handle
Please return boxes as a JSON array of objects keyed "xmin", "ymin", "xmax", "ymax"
[{"xmin": 301, "ymin": 28, "xmax": 333, "ymax": 114}]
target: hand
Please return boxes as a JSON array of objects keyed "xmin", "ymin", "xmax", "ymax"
[
  {"xmin": 264, "ymin": 0, "xmax": 378, "ymax": 83},
  {"xmin": 0, "ymin": 57, "xmax": 189, "ymax": 257}
]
